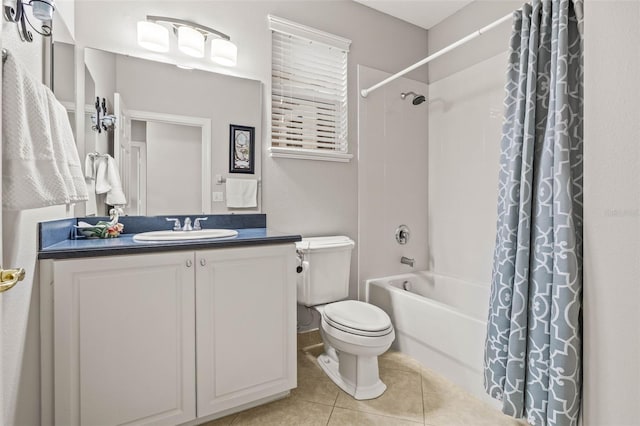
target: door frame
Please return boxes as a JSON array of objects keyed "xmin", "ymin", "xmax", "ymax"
[{"xmin": 128, "ymin": 110, "xmax": 212, "ymax": 214}]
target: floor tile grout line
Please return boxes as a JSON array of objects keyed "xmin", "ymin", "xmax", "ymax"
[
  {"xmin": 420, "ymin": 366, "xmax": 427, "ymax": 426},
  {"xmin": 326, "ymin": 404, "xmax": 336, "ymax": 426},
  {"xmin": 333, "ymin": 406, "xmax": 425, "ymax": 425}
]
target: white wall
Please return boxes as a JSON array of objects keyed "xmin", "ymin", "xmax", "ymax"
[
  {"xmin": 427, "ymin": 52, "xmax": 506, "ymax": 284},
  {"xmin": 357, "ymin": 66, "xmax": 429, "ymax": 296},
  {"xmin": 425, "ymin": 2, "xmax": 514, "ymax": 287},
  {"xmin": 2, "ymin": 15, "xmax": 70, "ymax": 426},
  {"xmin": 52, "ymin": 42, "xmax": 75, "ymax": 103},
  {"xmin": 583, "ymin": 1, "xmax": 640, "ymax": 425}
]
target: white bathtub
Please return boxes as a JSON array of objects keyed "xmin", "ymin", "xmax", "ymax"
[{"xmin": 366, "ymin": 271, "xmax": 494, "ymax": 404}]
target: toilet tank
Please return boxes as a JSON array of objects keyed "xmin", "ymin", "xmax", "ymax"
[{"xmin": 296, "ymin": 236, "xmax": 355, "ymax": 306}]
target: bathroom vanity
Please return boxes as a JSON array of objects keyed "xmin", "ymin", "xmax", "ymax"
[{"xmin": 38, "ymin": 215, "xmax": 300, "ymax": 426}]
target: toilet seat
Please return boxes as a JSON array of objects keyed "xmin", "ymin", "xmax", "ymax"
[{"xmin": 322, "ymin": 300, "xmax": 393, "ymax": 337}]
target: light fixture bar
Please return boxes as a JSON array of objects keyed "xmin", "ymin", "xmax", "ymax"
[{"xmin": 146, "ymin": 15, "xmax": 230, "ymax": 41}]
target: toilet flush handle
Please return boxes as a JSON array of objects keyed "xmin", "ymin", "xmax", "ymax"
[{"xmin": 296, "ymin": 250, "xmax": 304, "ymax": 273}]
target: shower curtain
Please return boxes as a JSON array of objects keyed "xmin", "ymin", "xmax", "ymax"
[{"xmin": 484, "ymin": 1, "xmax": 583, "ymax": 426}]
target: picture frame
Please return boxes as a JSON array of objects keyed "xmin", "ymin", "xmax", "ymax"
[{"xmin": 229, "ymin": 124, "xmax": 255, "ymax": 174}]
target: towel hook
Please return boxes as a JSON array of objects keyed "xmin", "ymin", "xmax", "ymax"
[{"xmin": 91, "ymin": 97, "xmax": 116, "ymax": 133}]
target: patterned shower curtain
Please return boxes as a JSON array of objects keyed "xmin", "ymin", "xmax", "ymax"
[{"xmin": 484, "ymin": 1, "xmax": 583, "ymax": 426}]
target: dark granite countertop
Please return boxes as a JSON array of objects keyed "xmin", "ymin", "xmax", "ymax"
[{"xmin": 38, "ymin": 214, "xmax": 301, "ymax": 260}]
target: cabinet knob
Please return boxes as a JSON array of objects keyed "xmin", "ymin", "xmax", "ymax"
[
  {"xmin": 186, "ymin": 260, "xmax": 193, "ymax": 267},
  {"xmin": 200, "ymin": 259, "xmax": 206, "ymax": 266}
]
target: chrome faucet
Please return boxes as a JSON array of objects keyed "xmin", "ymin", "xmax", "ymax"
[
  {"xmin": 401, "ymin": 256, "xmax": 415, "ymax": 267},
  {"xmin": 166, "ymin": 217, "xmax": 182, "ymax": 231},
  {"xmin": 193, "ymin": 217, "xmax": 208, "ymax": 230},
  {"xmin": 166, "ymin": 217, "xmax": 209, "ymax": 231}
]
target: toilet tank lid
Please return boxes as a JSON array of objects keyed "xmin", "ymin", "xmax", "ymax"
[{"xmin": 296, "ymin": 236, "xmax": 355, "ymax": 251}]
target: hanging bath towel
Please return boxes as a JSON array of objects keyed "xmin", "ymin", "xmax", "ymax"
[
  {"xmin": 1, "ymin": 52, "xmax": 88, "ymax": 210},
  {"xmin": 45, "ymin": 88, "xmax": 88, "ymax": 203}
]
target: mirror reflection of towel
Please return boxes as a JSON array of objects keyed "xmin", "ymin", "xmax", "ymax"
[
  {"xmin": 226, "ymin": 178, "xmax": 257, "ymax": 208},
  {"xmin": 94, "ymin": 155, "xmax": 127, "ymax": 206}
]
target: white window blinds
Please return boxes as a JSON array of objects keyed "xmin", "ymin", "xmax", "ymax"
[{"xmin": 269, "ymin": 16, "xmax": 352, "ymax": 162}]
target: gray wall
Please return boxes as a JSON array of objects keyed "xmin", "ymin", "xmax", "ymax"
[
  {"xmin": 428, "ymin": 0, "xmax": 520, "ymax": 83},
  {"xmin": 146, "ymin": 122, "xmax": 202, "ymax": 215}
]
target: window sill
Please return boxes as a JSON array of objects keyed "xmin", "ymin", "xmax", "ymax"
[{"xmin": 269, "ymin": 147, "xmax": 353, "ymax": 163}]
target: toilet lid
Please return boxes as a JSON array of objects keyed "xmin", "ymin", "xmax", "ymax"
[{"xmin": 323, "ymin": 301, "xmax": 392, "ymax": 333}]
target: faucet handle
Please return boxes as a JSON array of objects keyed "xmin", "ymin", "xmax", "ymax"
[
  {"xmin": 166, "ymin": 217, "xmax": 181, "ymax": 231},
  {"xmin": 193, "ymin": 217, "xmax": 208, "ymax": 230}
]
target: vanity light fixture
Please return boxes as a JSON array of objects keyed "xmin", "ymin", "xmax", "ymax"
[
  {"xmin": 137, "ymin": 21, "xmax": 170, "ymax": 52},
  {"xmin": 211, "ymin": 38, "xmax": 237, "ymax": 66},
  {"xmin": 177, "ymin": 25, "xmax": 204, "ymax": 57},
  {"xmin": 137, "ymin": 15, "xmax": 237, "ymax": 66},
  {"xmin": 3, "ymin": 0, "xmax": 55, "ymax": 42}
]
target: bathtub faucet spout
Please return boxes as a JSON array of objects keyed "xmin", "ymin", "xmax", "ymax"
[{"xmin": 400, "ymin": 256, "xmax": 415, "ymax": 267}]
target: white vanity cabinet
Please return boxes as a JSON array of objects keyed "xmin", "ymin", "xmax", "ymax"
[
  {"xmin": 42, "ymin": 244, "xmax": 297, "ymax": 426},
  {"xmin": 195, "ymin": 246, "xmax": 297, "ymax": 418}
]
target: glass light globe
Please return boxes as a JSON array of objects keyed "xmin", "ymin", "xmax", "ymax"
[
  {"xmin": 137, "ymin": 21, "xmax": 170, "ymax": 53},
  {"xmin": 211, "ymin": 38, "xmax": 237, "ymax": 67}
]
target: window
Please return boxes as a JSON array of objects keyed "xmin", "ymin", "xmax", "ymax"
[{"xmin": 268, "ymin": 16, "xmax": 352, "ymax": 162}]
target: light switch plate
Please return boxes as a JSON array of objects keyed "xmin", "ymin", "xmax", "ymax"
[{"xmin": 212, "ymin": 192, "xmax": 224, "ymax": 202}]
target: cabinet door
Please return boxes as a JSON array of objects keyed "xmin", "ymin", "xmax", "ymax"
[
  {"xmin": 53, "ymin": 252, "xmax": 196, "ymax": 426},
  {"xmin": 195, "ymin": 244, "xmax": 297, "ymax": 417}
]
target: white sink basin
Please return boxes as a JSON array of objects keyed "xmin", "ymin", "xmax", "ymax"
[{"xmin": 133, "ymin": 229, "xmax": 238, "ymax": 242}]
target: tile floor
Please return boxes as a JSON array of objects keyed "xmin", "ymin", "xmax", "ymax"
[{"xmin": 204, "ymin": 331, "xmax": 527, "ymax": 426}]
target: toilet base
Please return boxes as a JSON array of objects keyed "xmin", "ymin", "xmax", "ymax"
[{"xmin": 317, "ymin": 352, "xmax": 387, "ymax": 400}]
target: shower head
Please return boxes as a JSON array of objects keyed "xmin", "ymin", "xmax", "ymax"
[
  {"xmin": 400, "ymin": 91, "xmax": 427, "ymax": 105},
  {"xmin": 412, "ymin": 95, "xmax": 426, "ymax": 105}
]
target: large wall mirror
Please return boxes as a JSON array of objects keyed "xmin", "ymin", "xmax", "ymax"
[{"xmin": 56, "ymin": 46, "xmax": 263, "ymax": 216}]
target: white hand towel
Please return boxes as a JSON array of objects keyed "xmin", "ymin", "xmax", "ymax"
[
  {"xmin": 226, "ymin": 178, "xmax": 257, "ymax": 208},
  {"xmin": 94, "ymin": 155, "xmax": 126, "ymax": 206},
  {"xmin": 1, "ymin": 52, "xmax": 69, "ymax": 210},
  {"xmin": 84, "ymin": 154, "xmax": 95, "ymax": 180},
  {"xmin": 84, "ymin": 154, "xmax": 97, "ymax": 215},
  {"xmin": 105, "ymin": 156, "xmax": 127, "ymax": 206},
  {"xmin": 94, "ymin": 157, "xmax": 110, "ymax": 194}
]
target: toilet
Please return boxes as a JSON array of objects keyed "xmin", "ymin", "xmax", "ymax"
[{"xmin": 296, "ymin": 236, "xmax": 395, "ymax": 400}]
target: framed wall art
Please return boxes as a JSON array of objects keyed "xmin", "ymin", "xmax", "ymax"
[{"xmin": 229, "ymin": 124, "xmax": 255, "ymax": 174}]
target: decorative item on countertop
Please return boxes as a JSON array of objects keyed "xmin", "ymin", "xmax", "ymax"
[{"xmin": 74, "ymin": 207, "xmax": 124, "ymax": 238}]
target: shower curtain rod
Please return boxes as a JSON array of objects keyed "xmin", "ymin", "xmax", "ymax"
[{"xmin": 360, "ymin": 12, "xmax": 513, "ymax": 98}]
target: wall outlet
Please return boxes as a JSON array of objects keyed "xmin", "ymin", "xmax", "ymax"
[{"xmin": 212, "ymin": 192, "xmax": 224, "ymax": 202}]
